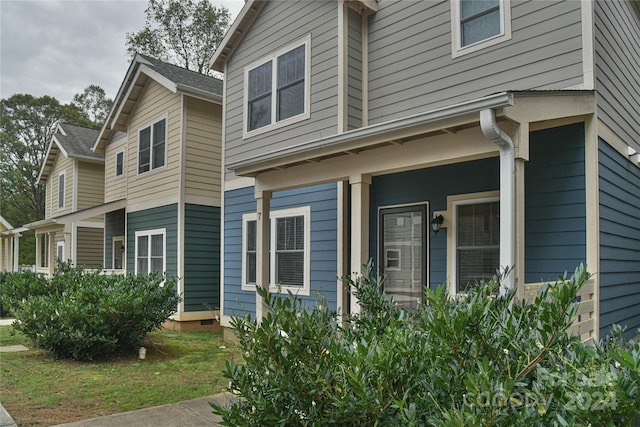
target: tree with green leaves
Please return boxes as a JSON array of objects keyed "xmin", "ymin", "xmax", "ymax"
[
  {"xmin": 126, "ymin": 0, "xmax": 231, "ymax": 76},
  {"xmin": 71, "ymin": 84, "xmax": 113, "ymax": 127}
]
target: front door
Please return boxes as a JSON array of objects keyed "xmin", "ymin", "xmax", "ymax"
[{"xmin": 379, "ymin": 204, "xmax": 428, "ymax": 308}]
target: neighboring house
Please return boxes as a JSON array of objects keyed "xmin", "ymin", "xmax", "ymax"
[
  {"xmin": 93, "ymin": 53, "xmax": 223, "ymax": 330},
  {"xmin": 25, "ymin": 123, "xmax": 105, "ymax": 276},
  {"xmin": 211, "ymin": 0, "xmax": 640, "ymax": 341},
  {"xmin": 0, "ymin": 216, "xmax": 24, "ymax": 272}
]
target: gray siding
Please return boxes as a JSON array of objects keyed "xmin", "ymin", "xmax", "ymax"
[
  {"xmin": 224, "ymin": 0, "xmax": 339, "ymax": 168},
  {"xmin": 104, "ymin": 209, "xmax": 125, "ymax": 269},
  {"xmin": 223, "ymin": 184, "xmax": 339, "ymax": 318},
  {"xmin": 594, "ymin": 0, "xmax": 640, "ymax": 153},
  {"xmin": 599, "ymin": 140, "xmax": 640, "ymax": 340},
  {"xmin": 127, "ymin": 204, "xmax": 178, "ymax": 277},
  {"xmin": 183, "ymin": 204, "xmax": 220, "ymax": 312},
  {"xmin": 524, "ymin": 123, "xmax": 587, "ymax": 283},
  {"xmin": 367, "ymin": 0, "xmax": 584, "ymax": 123},
  {"xmin": 348, "ymin": 7, "xmax": 363, "ymax": 130},
  {"xmin": 370, "ymin": 157, "xmax": 500, "ymax": 289}
]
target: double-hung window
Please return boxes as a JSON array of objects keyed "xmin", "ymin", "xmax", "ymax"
[
  {"xmin": 245, "ymin": 36, "xmax": 310, "ymax": 135},
  {"xmin": 454, "ymin": 198, "xmax": 500, "ymax": 292},
  {"xmin": 115, "ymin": 151, "xmax": 124, "ymax": 176},
  {"xmin": 138, "ymin": 118, "xmax": 166, "ymax": 174},
  {"xmin": 242, "ymin": 207, "xmax": 310, "ymax": 295},
  {"xmin": 135, "ymin": 229, "xmax": 165, "ymax": 276},
  {"xmin": 58, "ymin": 171, "xmax": 66, "ymax": 209},
  {"xmin": 451, "ymin": 0, "xmax": 511, "ymax": 57}
]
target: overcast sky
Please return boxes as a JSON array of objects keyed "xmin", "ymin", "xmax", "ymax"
[{"xmin": 0, "ymin": 0, "xmax": 245, "ymax": 104}]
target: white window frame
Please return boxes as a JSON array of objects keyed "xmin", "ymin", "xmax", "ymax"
[
  {"xmin": 115, "ymin": 151, "xmax": 124, "ymax": 177},
  {"xmin": 112, "ymin": 236, "xmax": 125, "ymax": 270},
  {"xmin": 137, "ymin": 116, "xmax": 167, "ymax": 175},
  {"xmin": 58, "ymin": 171, "xmax": 66, "ymax": 209},
  {"xmin": 243, "ymin": 35, "xmax": 311, "ymax": 139},
  {"xmin": 56, "ymin": 241, "xmax": 64, "ymax": 263},
  {"xmin": 450, "ymin": 0, "xmax": 512, "ymax": 58},
  {"xmin": 449, "ymin": 192, "xmax": 500, "ymax": 296},
  {"xmin": 134, "ymin": 228, "xmax": 166, "ymax": 277},
  {"xmin": 241, "ymin": 206, "xmax": 311, "ymax": 296}
]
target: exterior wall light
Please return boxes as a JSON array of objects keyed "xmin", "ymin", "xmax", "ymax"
[{"xmin": 431, "ymin": 214, "xmax": 444, "ymax": 233}]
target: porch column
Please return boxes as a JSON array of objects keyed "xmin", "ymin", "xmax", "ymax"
[
  {"xmin": 255, "ymin": 189, "xmax": 272, "ymax": 320},
  {"xmin": 48, "ymin": 232, "xmax": 55, "ymax": 276},
  {"xmin": 35, "ymin": 233, "xmax": 41, "ymax": 271},
  {"xmin": 349, "ymin": 174, "xmax": 371, "ymax": 314},
  {"xmin": 0, "ymin": 237, "xmax": 5, "ymax": 272},
  {"xmin": 12, "ymin": 233, "xmax": 21, "ymax": 272}
]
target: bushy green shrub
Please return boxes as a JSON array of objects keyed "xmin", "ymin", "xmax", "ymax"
[
  {"xmin": 213, "ymin": 264, "xmax": 640, "ymax": 426},
  {"xmin": 2, "ymin": 265, "xmax": 180, "ymax": 361}
]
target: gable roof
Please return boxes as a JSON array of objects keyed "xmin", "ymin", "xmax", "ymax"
[
  {"xmin": 37, "ymin": 123, "xmax": 103, "ymax": 185},
  {"xmin": 209, "ymin": 0, "xmax": 377, "ymax": 72},
  {"xmin": 93, "ymin": 53, "xmax": 223, "ymax": 153},
  {"xmin": 0, "ymin": 215, "xmax": 12, "ymax": 231}
]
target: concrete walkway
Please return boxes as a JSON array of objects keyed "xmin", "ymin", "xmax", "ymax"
[{"xmin": 0, "ymin": 402, "xmax": 17, "ymax": 427}]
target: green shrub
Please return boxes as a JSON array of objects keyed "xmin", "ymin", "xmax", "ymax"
[
  {"xmin": 2, "ymin": 265, "xmax": 180, "ymax": 361},
  {"xmin": 213, "ymin": 264, "xmax": 640, "ymax": 426}
]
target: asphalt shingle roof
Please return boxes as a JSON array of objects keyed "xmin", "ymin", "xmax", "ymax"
[
  {"xmin": 137, "ymin": 53, "xmax": 223, "ymax": 96},
  {"xmin": 56, "ymin": 123, "xmax": 102, "ymax": 161}
]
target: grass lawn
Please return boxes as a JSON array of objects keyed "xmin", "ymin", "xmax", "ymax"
[{"xmin": 0, "ymin": 324, "xmax": 241, "ymax": 426}]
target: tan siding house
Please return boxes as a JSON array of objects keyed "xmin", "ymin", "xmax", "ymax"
[
  {"xmin": 26, "ymin": 123, "xmax": 104, "ymax": 276},
  {"xmin": 94, "ymin": 54, "xmax": 224, "ymax": 330}
]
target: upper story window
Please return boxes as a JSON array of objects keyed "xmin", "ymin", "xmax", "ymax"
[
  {"xmin": 454, "ymin": 197, "xmax": 500, "ymax": 293},
  {"xmin": 451, "ymin": 0, "xmax": 511, "ymax": 58},
  {"xmin": 115, "ymin": 151, "xmax": 124, "ymax": 176},
  {"xmin": 138, "ymin": 118, "xmax": 166, "ymax": 174},
  {"xmin": 244, "ymin": 36, "xmax": 311, "ymax": 137},
  {"xmin": 58, "ymin": 171, "xmax": 66, "ymax": 209}
]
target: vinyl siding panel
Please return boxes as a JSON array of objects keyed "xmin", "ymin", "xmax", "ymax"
[
  {"xmin": 184, "ymin": 97, "xmax": 222, "ymax": 204},
  {"xmin": 104, "ymin": 132, "xmax": 127, "ymax": 203},
  {"xmin": 104, "ymin": 209, "xmax": 125, "ymax": 269},
  {"xmin": 348, "ymin": 7, "xmax": 363, "ymax": 130},
  {"xmin": 47, "ymin": 154, "xmax": 74, "ymax": 218},
  {"xmin": 76, "ymin": 162, "xmax": 105, "ymax": 210},
  {"xmin": 367, "ymin": 0, "xmax": 584, "ymax": 123},
  {"xmin": 525, "ymin": 123, "xmax": 586, "ymax": 283},
  {"xmin": 76, "ymin": 227, "xmax": 103, "ymax": 269},
  {"xmin": 183, "ymin": 204, "xmax": 221, "ymax": 312},
  {"xmin": 127, "ymin": 204, "xmax": 178, "ymax": 277},
  {"xmin": 224, "ymin": 0, "xmax": 339, "ymax": 168},
  {"xmin": 126, "ymin": 79, "xmax": 182, "ymax": 206},
  {"xmin": 370, "ymin": 157, "xmax": 500, "ymax": 289},
  {"xmin": 594, "ymin": 0, "xmax": 640, "ymax": 153},
  {"xmin": 598, "ymin": 140, "xmax": 640, "ymax": 340},
  {"xmin": 223, "ymin": 184, "xmax": 338, "ymax": 318}
]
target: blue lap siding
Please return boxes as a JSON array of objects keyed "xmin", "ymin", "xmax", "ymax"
[
  {"xmin": 370, "ymin": 157, "xmax": 500, "ymax": 289},
  {"xmin": 598, "ymin": 140, "xmax": 640, "ymax": 339},
  {"xmin": 183, "ymin": 204, "xmax": 221, "ymax": 312},
  {"xmin": 223, "ymin": 184, "xmax": 338, "ymax": 318},
  {"xmin": 524, "ymin": 123, "xmax": 587, "ymax": 283},
  {"xmin": 127, "ymin": 204, "xmax": 178, "ymax": 278}
]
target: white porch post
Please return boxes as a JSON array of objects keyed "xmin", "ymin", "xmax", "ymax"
[
  {"xmin": 255, "ymin": 189, "xmax": 272, "ymax": 320},
  {"xmin": 13, "ymin": 233, "xmax": 21, "ymax": 272},
  {"xmin": 349, "ymin": 174, "xmax": 371, "ymax": 314},
  {"xmin": 48, "ymin": 232, "xmax": 55, "ymax": 276},
  {"xmin": 35, "ymin": 233, "xmax": 41, "ymax": 271}
]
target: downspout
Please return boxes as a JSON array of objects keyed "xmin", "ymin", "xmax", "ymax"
[{"xmin": 480, "ymin": 108, "xmax": 515, "ymax": 296}]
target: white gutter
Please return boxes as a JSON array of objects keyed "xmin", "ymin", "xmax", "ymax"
[{"xmin": 480, "ymin": 108, "xmax": 515, "ymax": 296}]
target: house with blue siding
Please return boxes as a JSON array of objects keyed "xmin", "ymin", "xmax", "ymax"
[
  {"xmin": 92, "ymin": 54, "xmax": 224, "ymax": 331},
  {"xmin": 211, "ymin": 0, "xmax": 640, "ymax": 341}
]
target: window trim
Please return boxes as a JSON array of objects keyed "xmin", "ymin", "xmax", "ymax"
[
  {"xmin": 115, "ymin": 151, "xmax": 124, "ymax": 177},
  {"xmin": 134, "ymin": 228, "xmax": 166, "ymax": 277},
  {"xmin": 243, "ymin": 35, "xmax": 311, "ymax": 139},
  {"xmin": 137, "ymin": 116, "xmax": 167, "ymax": 175},
  {"xmin": 241, "ymin": 206, "xmax": 311, "ymax": 296},
  {"xmin": 56, "ymin": 241, "xmax": 64, "ymax": 263},
  {"xmin": 448, "ymin": 191, "xmax": 500, "ymax": 296},
  {"xmin": 450, "ymin": 0, "xmax": 512, "ymax": 58},
  {"xmin": 112, "ymin": 236, "xmax": 125, "ymax": 270},
  {"xmin": 57, "ymin": 171, "xmax": 66, "ymax": 209}
]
